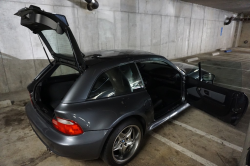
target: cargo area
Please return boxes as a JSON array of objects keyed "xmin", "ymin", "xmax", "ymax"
[{"xmin": 32, "ymin": 64, "xmax": 80, "ymax": 119}]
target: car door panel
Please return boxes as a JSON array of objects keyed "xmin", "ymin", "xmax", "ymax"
[
  {"xmin": 186, "ymin": 76, "xmax": 248, "ymax": 125},
  {"xmin": 199, "ymin": 88, "xmax": 226, "ymax": 103},
  {"xmin": 187, "ymin": 87, "xmax": 226, "ymax": 103}
]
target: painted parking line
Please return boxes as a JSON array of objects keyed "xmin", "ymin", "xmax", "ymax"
[
  {"xmin": 170, "ymin": 120, "xmax": 243, "ymax": 152},
  {"xmin": 188, "ymin": 61, "xmax": 250, "ymax": 72},
  {"xmin": 151, "ymin": 132, "xmax": 217, "ymax": 166}
]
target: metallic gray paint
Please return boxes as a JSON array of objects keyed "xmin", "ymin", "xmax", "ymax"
[
  {"xmin": 149, "ymin": 103, "xmax": 190, "ymax": 130},
  {"xmin": 26, "ymin": 52, "xmax": 190, "ymax": 160},
  {"xmin": 26, "ymin": 102, "xmax": 112, "ymax": 159},
  {"xmin": 26, "ymin": 50, "xmax": 212, "ymax": 160},
  {"xmin": 55, "ymin": 90, "xmax": 153, "ymax": 131}
]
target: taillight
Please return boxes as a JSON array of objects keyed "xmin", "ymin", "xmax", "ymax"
[{"xmin": 52, "ymin": 117, "xmax": 83, "ymax": 135}]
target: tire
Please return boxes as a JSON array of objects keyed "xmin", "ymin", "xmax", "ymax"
[{"xmin": 102, "ymin": 118, "xmax": 143, "ymax": 166}]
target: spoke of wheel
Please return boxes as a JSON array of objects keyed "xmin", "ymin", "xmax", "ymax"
[
  {"xmin": 125, "ymin": 127, "xmax": 133, "ymax": 140},
  {"xmin": 119, "ymin": 132, "xmax": 126, "ymax": 140},
  {"xmin": 113, "ymin": 142, "xmax": 122, "ymax": 152},
  {"xmin": 126, "ymin": 140, "xmax": 134, "ymax": 146},
  {"xmin": 121, "ymin": 144, "xmax": 127, "ymax": 156},
  {"xmin": 119, "ymin": 151, "xmax": 123, "ymax": 159}
]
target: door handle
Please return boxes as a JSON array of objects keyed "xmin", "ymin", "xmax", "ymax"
[{"xmin": 204, "ymin": 90, "xmax": 209, "ymax": 96}]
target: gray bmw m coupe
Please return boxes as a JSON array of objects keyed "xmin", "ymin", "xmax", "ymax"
[{"xmin": 15, "ymin": 5, "xmax": 248, "ymax": 166}]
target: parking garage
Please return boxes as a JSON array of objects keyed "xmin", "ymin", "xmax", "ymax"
[{"xmin": 1, "ymin": 0, "xmax": 250, "ymax": 166}]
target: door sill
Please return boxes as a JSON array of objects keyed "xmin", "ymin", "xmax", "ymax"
[{"xmin": 148, "ymin": 103, "xmax": 190, "ymax": 131}]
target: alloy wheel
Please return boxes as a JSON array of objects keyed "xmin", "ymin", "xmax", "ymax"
[{"xmin": 112, "ymin": 125, "xmax": 141, "ymax": 163}]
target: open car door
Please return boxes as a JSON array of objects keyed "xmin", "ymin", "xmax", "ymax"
[
  {"xmin": 15, "ymin": 5, "xmax": 85, "ymax": 72},
  {"xmin": 186, "ymin": 76, "xmax": 248, "ymax": 125}
]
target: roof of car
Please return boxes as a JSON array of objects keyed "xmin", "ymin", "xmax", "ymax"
[{"xmin": 83, "ymin": 49, "xmax": 164, "ymax": 66}]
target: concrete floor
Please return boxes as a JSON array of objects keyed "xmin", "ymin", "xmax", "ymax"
[
  {"xmin": 0, "ymin": 49, "xmax": 249, "ymax": 166},
  {"xmin": 0, "ymin": 100, "xmax": 245, "ymax": 166}
]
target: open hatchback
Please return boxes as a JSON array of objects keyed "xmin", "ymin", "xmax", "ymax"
[
  {"xmin": 16, "ymin": 5, "xmax": 249, "ymax": 125},
  {"xmin": 15, "ymin": 5, "xmax": 87, "ymax": 122},
  {"xmin": 15, "ymin": 5, "xmax": 85, "ymax": 72},
  {"xmin": 16, "ymin": 5, "xmax": 249, "ymax": 166}
]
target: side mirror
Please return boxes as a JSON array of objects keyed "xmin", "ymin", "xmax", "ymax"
[
  {"xmin": 202, "ymin": 73, "xmax": 215, "ymax": 84},
  {"xmin": 198, "ymin": 62, "xmax": 215, "ymax": 84}
]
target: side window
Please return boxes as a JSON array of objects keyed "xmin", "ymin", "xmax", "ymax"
[
  {"xmin": 88, "ymin": 63, "xmax": 144, "ymax": 100},
  {"xmin": 136, "ymin": 60, "xmax": 181, "ymax": 89},
  {"xmin": 51, "ymin": 65, "xmax": 79, "ymax": 77}
]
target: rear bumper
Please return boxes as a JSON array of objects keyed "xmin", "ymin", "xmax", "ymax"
[{"xmin": 25, "ymin": 102, "xmax": 111, "ymax": 159}]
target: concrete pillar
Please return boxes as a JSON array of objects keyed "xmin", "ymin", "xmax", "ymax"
[{"xmin": 234, "ymin": 14, "xmax": 244, "ymax": 47}]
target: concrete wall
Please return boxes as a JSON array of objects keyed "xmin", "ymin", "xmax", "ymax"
[
  {"xmin": 0, "ymin": 0, "xmax": 236, "ymax": 93},
  {"xmin": 239, "ymin": 22, "xmax": 250, "ymax": 47}
]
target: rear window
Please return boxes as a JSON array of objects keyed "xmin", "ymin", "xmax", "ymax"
[
  {"xmin": 88, "ymin": 63, "xmax": 144, "ymax": 100},
  {"xmin": 41, "ymin": 30, "xmax": 73, "ymax": 57}
]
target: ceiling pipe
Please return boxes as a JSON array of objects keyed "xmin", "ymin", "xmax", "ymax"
[{"xmin": 224, "ymin": 14, "xmax": 250, "ymax": 25}]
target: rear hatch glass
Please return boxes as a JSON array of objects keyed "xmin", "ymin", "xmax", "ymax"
[{"xmin": 41, "ymin": 30, "xmax": 74, "ymax": 57}]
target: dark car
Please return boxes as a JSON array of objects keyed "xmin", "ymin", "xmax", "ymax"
[{"xmin": 15, "ymin": 5, "xmax": 249, "ymax": 166}]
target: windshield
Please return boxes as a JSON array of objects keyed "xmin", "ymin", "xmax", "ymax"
[{"xmin": 41, "ymin": 30, "xmax": 73, "ymax": 57}]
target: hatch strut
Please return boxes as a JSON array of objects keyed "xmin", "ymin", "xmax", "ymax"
[{"xmin": 38, "ymin": 35, "xmax": 52, "ymax": 66}]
